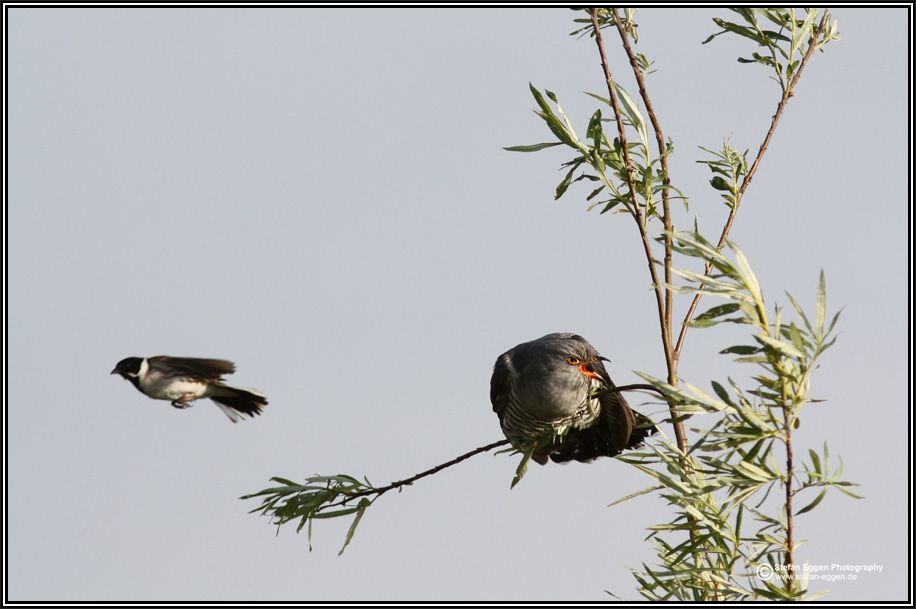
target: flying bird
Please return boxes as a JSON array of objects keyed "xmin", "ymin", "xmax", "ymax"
[
  {"xmin": 111, "ymin": 356, "xmax": 267, "ymax": 423},
  {"xmin": 491, "ymin": 333, "xmax": 656, "ymax": 464}
]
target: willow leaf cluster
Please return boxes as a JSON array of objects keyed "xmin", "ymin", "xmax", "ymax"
[
  {"xmin": 617, "ymin": 231, "xmax": 858, "ymax": 601},
  {"xmin": 506, "ymin": 83, "xmax": 685, "ymax": 222},
  {"xmin": 241, "ymin": 475, "xmax": 375, "ymax": 555},
  {"xmin": 704, "ymin": 8, "xmax": 840, "ymax": 94}
]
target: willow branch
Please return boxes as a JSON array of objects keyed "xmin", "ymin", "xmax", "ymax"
[
  {"xmin": 590, "ymin": 8, "xmax": 685, "ymax": 454},
  {"xmin": 606, "ymin": 382, "xmax": 666, "ymax": 397},
  {"xmin": 611, "ymin": 9, "xmax": 674, "ymax": 340},
  {"xmin": 324, "ymin": 439, "xmax": 511, "ymax": 510},
  {"xmin": 672, "ymin": 11, "xmax": 831, "ymax": 364},
  {"xmin": 784, "ymin": 405, "xmax": 796, "ymax": 593},
  {"xmin": 322, "ymin": 383, "xmax": 665, "ymax": 510}
]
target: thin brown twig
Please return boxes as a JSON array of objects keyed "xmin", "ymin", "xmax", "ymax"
[
  {"xmin": 590, "ymin": 9, "xmax": 685, "ymax": 454},
  {"xmin": 784, "ymin": 405, "xmax": 795, "ymax": 593},
  {"xmin": 611, "ymin": 9, "xmax": 674, "ymax": 343},
  {"xmin": 609, "ymin": 9, "xmax": 684, "ymax": 455},
  {"xmin": 326, "ymin": 439, "xmax": 511, "ymax": 510},
  {"xmin": 605, "ymin": 382, "xmax": 666, "ymax": 397},
  {"xmin": 672, "ymin": 12, "xmax": 831, "ymax": 364},
  {"xmin": 323, "ymin": 384, "xmax": 666, "ymax": 511}
]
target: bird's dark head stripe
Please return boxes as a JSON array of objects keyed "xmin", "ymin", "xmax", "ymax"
[{"xmin": 111, "ymin": 356, "xmax": 143, "ymax": 377}]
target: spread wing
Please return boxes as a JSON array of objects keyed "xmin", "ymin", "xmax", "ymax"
[{"xmin": 148, "ymin": 356, "xmax": 236, "ymax": 382}]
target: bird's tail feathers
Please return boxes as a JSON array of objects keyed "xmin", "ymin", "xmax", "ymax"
[
  {"xmin": 546, "ymin": 410, "xmax": 657, "ymax": 464},
  {"xmin": 209, "ymin": 385, "xmax": 268, "ymax": 423},
  {"xmin": 628, "ymin": 411, "xmax": 658, "ymax": 449}
]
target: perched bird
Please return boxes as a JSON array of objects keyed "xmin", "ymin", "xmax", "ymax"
[
  {"xmin": 111, "ymin": 356, "xmax": 267, "ymax": 423},
  {"xmin": 490, "ymin": 333, "xmax": 656, "ymax": 464}
]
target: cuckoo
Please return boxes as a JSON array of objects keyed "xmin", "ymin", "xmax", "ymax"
[{"xmin": 491, "ymin": 333, "xmax": 656, "ymax": 464}]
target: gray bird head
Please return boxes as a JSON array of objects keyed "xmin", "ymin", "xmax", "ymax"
[{"xmin": 501, "ymin": 333, "xmax": 610, "ymax": 420}]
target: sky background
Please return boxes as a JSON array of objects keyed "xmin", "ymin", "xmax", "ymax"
[{"xmin": 6, "ymin": 7, "xmax": 909, "ymax": 602}]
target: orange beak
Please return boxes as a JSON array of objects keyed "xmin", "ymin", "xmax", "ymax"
[{"xmin": 578, "ymin": 363, "xmax": 603, "ymax": 382}]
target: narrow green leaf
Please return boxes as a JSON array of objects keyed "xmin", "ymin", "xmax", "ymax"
[
  {"xmin": 529, "ymin": 82, "xmax": 552, "ymax": 114},
  {"xmin": 609, "ymin": 485, "xmax": 663, "ymax": 508},
  {"xmin": 736, "ymin": 461, "xmax": 775, "ymax": 482},
  {"xmin": 834, "ymin": 456, "xmax": 845, "ymax": 479},
  {"xmin": 719, "ymin": 345, "xmax": 760, "ymax": 355},
  {"xmin": 710, "ymin": 176, "xmax": 733, "ymax": 191},
  {"xmin": 555, "ymin": 165, "xmax": 577, "ymax": 200},
  {"xmin": 755, "ymin": 333, "xmax": 805, "ymax": 359},
  {"xmin": 338, "ymin": 498, "xmax": 370, "ymax": 556},
  {"xmin": 586, "ymin": 185, "xmax": 605, "ymax": 201},
  {"xmin": 296, "ymin": 514, "xmax": 309, "ymax": 533},
  {"xmin": 584, "ymin": 91, "xmax": 611, "ymax": 106},
  {"xmin": 311, "ymin": 506, "xmax": 363, "ymax": 519},
  {"xmin": 761, "ymin": 30, "xmax": 792, "ymax": 43},
  {"xmin": 710, "ymin": 17, "xmax": 770, "ymax": 46},
  {"xmin": 833, "ymin": 485, "xmax": 865, "ymax": 500},
  {"xmin": 785, "ymin": 290, "xmax": 814, "ymax": 334},
  {"xmin": 503, "ymin": 142, "xmax": 563, "ymax": 152},
  {"xmin": 535, "ymin": 110, "xmax": 578, "ymax": 149},
  {"xmin": 696, "ymin": 302, "xmax": 741, "ymax": 321},
  {"xmin": 511, "ymin": 448, "xmax": 535, "ymax": 489},
  {"xmin": 614, "ymin": 83, "xmax": 649, "ymax": 148},
  {"xmin": 808, "ymin": 449, "xmax": 822, "ymax": 474},
  {"xmin": 816, "ymin": 270, "xmax": 826, "ymax": 333},
  {"xmin": 759, "ymin": 8, "xmax": 790, "ymax": 28},
  {"xmin": 710, "ymin": 381, "xmax": 731, "ymax": 404},
  {"xmin": 733, "ymin": 7, "xmax": 757, "ymax": 26},
  {"xmin": 796, "ymin": 489, "xmax": 827, "ymax": 515},
  {"xmin": 600, "ymin": 200, "xmax": 620, "ymax": 214}
]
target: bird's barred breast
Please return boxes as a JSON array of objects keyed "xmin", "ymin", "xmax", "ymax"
[{"xmin": 500, "ymin": 378, "xmax": 602, "ymax": 445}]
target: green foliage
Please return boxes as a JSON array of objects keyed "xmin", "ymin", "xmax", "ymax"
[
  {"xmin": 241, "ymin": 475, "xmax": 377, "ymax": 555},
  {"xmin": 244, "ymin": 11, "xmax": 849, "ymax": 590},
  {"xmin": 509, "ymin": 423, "xmax": 575, "ymax": 488},
  {"xmin": 614, "ymin": 231, "xmax": 858, "ymax": 601},
  {"xmin": 702, "ymin": 9, "xmax": 840, "ymax": 93},
  {"xmin": 506, "ymin": 82, "xmax": 686, "ymax": 221},
  {"xmin": 242, "ymin": 437, "xmax": 514, "ymax": 554},
  {"xmin": 698, "ymin": 143, "xmax": 748, "ymax": 210},
  {"xmin": 571, "ymin": 7, "xmax": 639, "ymax": 41}
]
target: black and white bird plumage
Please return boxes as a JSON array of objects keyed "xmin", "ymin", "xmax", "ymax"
[
  {"xmin": 491, "ymin": 333, "xmax": 655, "ymax": 464},
  {"xmin": 111, "ymin": 356, "xmax": 268, "ymax": 423}
]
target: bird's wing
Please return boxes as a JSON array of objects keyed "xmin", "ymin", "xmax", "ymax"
[
  {"xmin": 147, "ymin": 356, "xmax": 237, "ymax": 382},
  {"xmin": 490, "ymin": 352, "xmax": 513, "ymax": 419},
  {"xmin": 592, "ymin": 358, "xmax": 635, "ymax": 453}
]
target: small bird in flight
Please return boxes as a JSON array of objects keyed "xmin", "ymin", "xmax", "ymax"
[{"xmin": 111, "ymin": 356, "xmax": 267, "ymax": 423}]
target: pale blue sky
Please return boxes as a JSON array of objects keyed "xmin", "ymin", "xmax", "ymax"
[{"xmin": 7, "ymin": 7, "xmax": 909, "ymax": 601}]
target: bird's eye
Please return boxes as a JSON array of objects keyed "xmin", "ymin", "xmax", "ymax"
[{"xmin": 565, "ymin": 355, "xmax": 581, "ymax": 365}]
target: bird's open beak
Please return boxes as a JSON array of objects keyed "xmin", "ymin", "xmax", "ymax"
[{"xmin": 578, "ymin": 363, "xmax": 604, "ymax": 383}]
